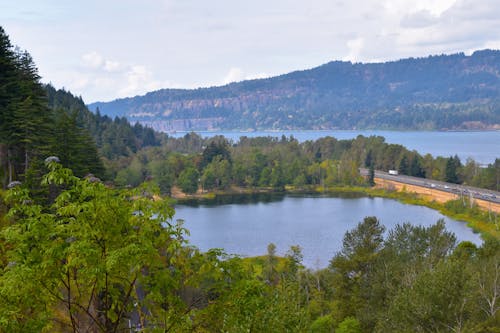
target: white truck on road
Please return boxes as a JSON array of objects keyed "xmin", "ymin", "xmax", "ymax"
[{"xmin": 388, "ymin": 170, "xmax": 398, "ymax": 175}]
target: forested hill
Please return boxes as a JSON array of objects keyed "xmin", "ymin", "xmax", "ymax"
[
  {"xmin": 0, "ymin": 25, "xmax": 162, "ymax": 187},
  {"xmin": 90, "ymin": 50, "xmax": 500, "ymax": 131},
  {"xmin": 45, "ymin": 86, "xmax": 161, "ymax": 160}
]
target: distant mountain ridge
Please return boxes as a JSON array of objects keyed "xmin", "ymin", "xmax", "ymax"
[{"xmin": 89, "ymin": 50, "xmax": 500, "ymax": 131}]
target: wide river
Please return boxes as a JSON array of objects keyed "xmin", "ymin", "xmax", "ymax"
[
  {"xmin": 171, "ymin": 130, "xmax": 500, "ymax": 165},
  {"xmin": 174, "ymin": 193, "xmax": 483, "ymax": 269}
]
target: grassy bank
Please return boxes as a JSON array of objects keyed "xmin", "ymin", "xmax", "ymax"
[{"xmin": 362, "ymin": 187, "xmax": 499, "ymax": 239}]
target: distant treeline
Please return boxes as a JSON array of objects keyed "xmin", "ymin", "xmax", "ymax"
[
  {"xmin": 111, "ymin": 132, "xmax": 500, "ymax": 194},
  {"xmin": 1, "ymin": 25, "xmax": 498, "ymax": 196}
]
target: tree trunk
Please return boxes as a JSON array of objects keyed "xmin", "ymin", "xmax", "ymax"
[
  {"xmin": 24, "ymin": 149, "xmax": 29, "ymax": 175},
  {"xmin": 7, "ymin": 147, "xmax": 13, "ymax": 184},
  {"xmin": 0, "ymin": 143, "xmax": 7, "ymax": 188}
]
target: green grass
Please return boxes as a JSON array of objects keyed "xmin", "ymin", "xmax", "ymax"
[{"xmin": 359, "ymin": 187, "xmax": 499, "ymax": 239}]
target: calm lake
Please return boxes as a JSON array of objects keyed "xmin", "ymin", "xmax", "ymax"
[
  {"xmin": 171, "ymin": 130, "xmax": 500, "ymax": 165},
  {"xmin": 174, "ymin": 193, "xmax": 483, "ymax": 268}
]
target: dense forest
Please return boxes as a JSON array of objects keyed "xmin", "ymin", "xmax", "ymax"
[
  {"xmin": 107, "ymin": 132, "xmax": 500, "ymax": 194},
  {"xmin": 0, "ymin": 26, "xmax": 161, "ymax": 189},
  {"xmin": 1, "ymin": 161, "xmax": 498, "ymax": 332},
  {"xmin": 90, "ymin": 51, "xmax": 500, "ymax": 131},
  {"xmin": 1, "ymin": 24, "xmax": 498, "ymax": 195},
  {"xmin": 1, "ymin": 26, "xmax": 499, "ymax": 332}
]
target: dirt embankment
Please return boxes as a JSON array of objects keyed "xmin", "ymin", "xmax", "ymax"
[{"xmin": 375, "ymin": 178, "xmax": 500, "ymax": 214}]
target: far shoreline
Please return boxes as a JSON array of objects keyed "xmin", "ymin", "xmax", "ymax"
[{"xmin": 170, "ymin": 184, "xmax": 500, "ymax": 240}]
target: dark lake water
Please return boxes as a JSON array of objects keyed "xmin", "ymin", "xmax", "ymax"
[
  {"xmin": 174, "ymin": 194, "xmax": 482, "ymax": 268},
  {"xmin": 171, "ymin": 130, "xmax": 500, "ymax": 165}
]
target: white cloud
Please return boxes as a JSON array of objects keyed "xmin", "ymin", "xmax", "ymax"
[
  {"xmin": 382, "ymin": 0, "xmax": 457, "ymax": 16},
  {"xmin": 104, "ymin": 60, "xmax": 121, "ymax": 72},
  {"xmin": 70, "ymin": 53, "xmax": 174, "ymax": 101},
  {"xmin": 70, "ymin": 76, "xmax": 89, "ymax": 90},
  {"xmin": 401, "ymin": 10, "xmax": 438, "ymax": 28},
  {"xmin": 117, "ymin": 65, "xmax": 174, "ymax": 98},
  {"xmin": 396, "ymin": 0, "xmax": 500, "ymax": 53},
  {"xmin": 119, "ymin": 65, "xmax": 151, "ymax": 96},
  {"xmin": 82, "ymin": 51, "xmax": 122, "ymax": 72},
  {"xmin": 3, "ymin": 0, "xmax": 500, "ymax": 102},
  {"xmin": 81, "ymin": 51, "xmax": 103, "ymax": 69},
  {"xmin": 223, "ymin": 67, "xmax": 245, "ymax": 84},
  {"xmin": 423, "ymin": 0, "xmax": 457, "ymax": 16},
  {"xmin": 344, "ymin": 38, "xmax": 365, "ymax": 62}
]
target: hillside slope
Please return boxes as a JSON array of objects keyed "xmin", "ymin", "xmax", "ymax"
[{"xmin": 89, "ymin": 50, "xmax": 500, "ymax": 131}]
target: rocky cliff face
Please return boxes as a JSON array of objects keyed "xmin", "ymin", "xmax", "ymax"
[{"xmin": 89, "ymin": 50, "xmax": 500, "ymax": 131}]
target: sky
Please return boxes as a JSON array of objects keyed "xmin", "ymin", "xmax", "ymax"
[{"xmin": 1, "ymin": 0, "xmax": 500, "ymax": 103}]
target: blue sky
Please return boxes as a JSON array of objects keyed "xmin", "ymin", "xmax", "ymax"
[{"xmin": 1, "ymin": 0, "xmax": 499, "ymax": 103}]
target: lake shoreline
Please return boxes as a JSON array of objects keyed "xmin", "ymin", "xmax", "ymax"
[{"xmin": 172, "ymin": 185, "xmax": 499, "ymax": 239}]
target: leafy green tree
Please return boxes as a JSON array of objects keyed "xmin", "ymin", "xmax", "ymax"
[
  {"xmin": 177, "ymin": 167, "xmax": 199, "ymax": 194},
  {"xmin": 329, "ymin": 217, "xmax": 385, "ymax": 322},
  {"xmin": 201, "ymin": 156, "xmax": 231, "ymax": 190},
  {"xmin": 148, "ymin": 159, "xmax": 174, "ymax": 194},
  {"xmin": 114, "ymin": 157, "xmax": 145, "ymax": 187},
  {"xmin": 204, "ymin": 278, "xmax": 309, "ymax": 332},
  {"xmin": 284, "ymin": 245, "xmax": 304, "ymax": 280},
  {"xmin": 269, "ymin": 162, "xmax": 285, "ymax": 189},
  {"xmin": 0, "ymin": 159, "xmax": 188, "ymax": 332},
  {"xmin": 310, "ymin": 314, "xmax": 334, "ymax": 333},
  {"xmin": 474, "ymin": 238, "xmax": 500, "ymax": 322},
  {"xmin": 382, "ymin": 259, "xmax": 475, "ymax": 333},
  {"xmin": 259, "ymin": 166, "xmax": 272, "ymax": 187},
  {"xmin": 368, "ymin": 221, "xmax": 458, "ymax": 331},
  {"xmin": 336, "ymin": 316, "xmax": 361, "ymax": 333},
  {"xmin": 265, "ymin": 243, "xmax": 279, "ymax": 285}
]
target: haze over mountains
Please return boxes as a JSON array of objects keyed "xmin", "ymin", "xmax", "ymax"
[{"xmin": 89, "ymin": 50, "xmax": 500, "ymax": 132}]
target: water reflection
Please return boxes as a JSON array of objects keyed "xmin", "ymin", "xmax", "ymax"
[
  {"xmin": 175, "ymin": 193, "xmax": 483, "ymax": 268},
  {"xmin": 177, "ymin": 191, "xmax": 367, "ymax": 207}
]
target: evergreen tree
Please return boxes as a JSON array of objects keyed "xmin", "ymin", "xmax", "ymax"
[
  {"xmin": 0, "ymin": 29, "xmax": 52, "ymax": 186},
  {"xmin": 409, "ymin": 155, "xmax": 425, "ymax": 177},
  {"xmin": 364, "ymin": 150, "xmax": 373, "ymax": 168},
  {"xmin": 201, "ymin": 140, "xmax": 231, "ymax": 168},
  {"xmin": 52, "ymin": 108, "xmax": 104, "ymax": 178},
  {"xmin": 445, "ymin": 155, "xmax": 461, "ymax": 184},
  {"xmin": 368, "ymin": 163, "xmax": 375, "ymax": 186},
  {"xmin": 0, "ymin": 26, "xmax": 20, "ymax": 186},
  {"xmin": 397, "ymin": 155, "xmax": 409, "ymax": 175},
  {"xmin": 12, "ymin": 51, "xmax": 52, "ymax": 177}
]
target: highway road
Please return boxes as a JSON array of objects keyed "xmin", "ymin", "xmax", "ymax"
[{"xmin": 359, "ymin": 168, "xmax": 500, "ymax": 204}]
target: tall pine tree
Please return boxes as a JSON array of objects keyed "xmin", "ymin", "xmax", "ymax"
[
  {"xmin": 0, "ymin": 26, "xmax": 19, "ymax": 186},
  {"xmin": 0, "ymin": 26, "xmax": 104, "ymax": 188}
]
